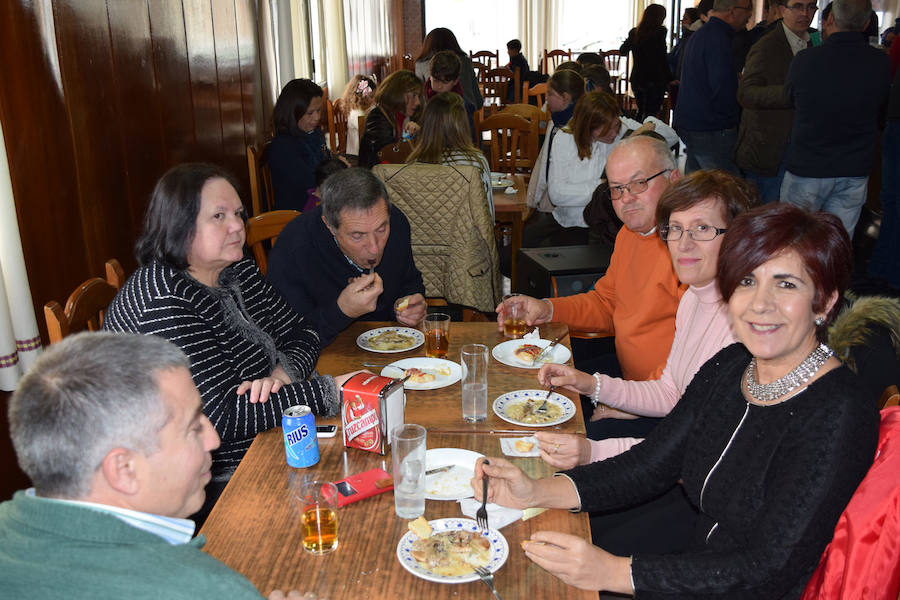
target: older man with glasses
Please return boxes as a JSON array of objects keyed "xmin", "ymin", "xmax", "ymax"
[
  {"xmin": 674, "ymin": 0, "xmax": 754, "ymax": 175},
  {"xmin": 735, "ymin": 0, "xmax": 821, "ymax": 203},
  {"xmin": 497, "ymin": 135, "xmax": 685, "ymax": 387}
]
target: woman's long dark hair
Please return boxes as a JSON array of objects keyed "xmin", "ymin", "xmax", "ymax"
[
  {"xmin": 636, "ymin": 4, "xmax": 667, "ymax": 42},
  {"xmin": 416, "ymin": 28, "xmax": 465, "ymax": 62}
]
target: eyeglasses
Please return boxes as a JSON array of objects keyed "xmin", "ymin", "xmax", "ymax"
[
  {"xmin": 785, "ymin": 3, "xmax": 818, "ymax": 12},
  {"xmin": 608, "ymin": 169, "xmax": 670, "ymax": 200},
  {"xmin": 659, "ymin": 224, "xmax": 728, "ymax": 242}
]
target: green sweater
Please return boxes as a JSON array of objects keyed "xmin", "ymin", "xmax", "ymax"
[{"xmin": 0, "ymin": 491, "xmax": 264, "ymax": 599}]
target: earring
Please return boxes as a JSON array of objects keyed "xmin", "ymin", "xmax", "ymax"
[{"xmin": 814, "ymin": 316, "xmax": 825, "ymax": 326}]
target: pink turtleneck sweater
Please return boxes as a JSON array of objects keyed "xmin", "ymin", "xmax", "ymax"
[{"xmin": 589, "ymin": 281, "xmax": 736, "ymax": 462}]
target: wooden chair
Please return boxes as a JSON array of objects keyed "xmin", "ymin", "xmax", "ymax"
[
  {"xmin": 472, "ymin": 60, "xmax": 490, "ymax": 95},
  {"xmin": 247, "ymin": 142, "xmax": 274, "ymax": 217},
  {"xmin": 501, "ymin": 102, "xmax": 549, "ymax": 137},
  {"xmin": 377, "ymin": 139, "xmax": 414, "ymax": 164},
  {"xmin": 604, "ymin": 50, "xmax": 633, "ymax": 112},
  {"xmin": 245, "ymin": 210, "xmax": 301, "ymax": 275},
  {"xmin": 470, "ymin": 49, "xmax": 500, "ymax": 71},
  {"xmin": 44, "ymin": 259, "xmax": 125, "ymax": 344},
  {"xmin": 882, "ymin": 385, "xmax": 900, "ymax": 408},
  {"xmin": 482, "ymin": 67, "xmax": 516, "ymax": 116},
  {"xmin": 542, "ymin": 49, "xmax": 572, "ymax": 74},
  {"xmin": 329, "ymin": 98, "xmax": 349, "ymax": 155},
  {"xmin": 522, "ymin": 81, "xmax": 548, "ymax": 110},
  {"xmin": 476, "ymin": 112, "xmax": 539, "ymax": 180}
]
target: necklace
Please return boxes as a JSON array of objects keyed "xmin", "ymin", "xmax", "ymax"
[{"xmin": 744, "ymin": 343, "xmax": 833, "ymax": 404}]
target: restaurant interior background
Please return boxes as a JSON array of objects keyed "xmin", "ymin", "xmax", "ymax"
[{"xmin": 0, "ymin": 0, "xmax": 897, "ymax": 498}]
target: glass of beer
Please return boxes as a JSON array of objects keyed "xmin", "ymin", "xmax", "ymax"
[
  {"xmin": 502, "ymin": 293, "xmax": 527, "ymax": 338},
  {"xmin": 423, "ymin": 313, "xmax": 450, "ymax": 358},
  {"xmin": 299, "ymin": 480, "xmax": 339, "ymax": 555}
]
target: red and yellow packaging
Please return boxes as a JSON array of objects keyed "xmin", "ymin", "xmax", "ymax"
[{"xmin": 341, "ymin": 373, "xmax": 405, "ymax": 455}]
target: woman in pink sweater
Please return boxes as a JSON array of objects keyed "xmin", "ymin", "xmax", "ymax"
[{"xmin": 537, "ymin": 171, "xmax": 757, "ymax": 468}]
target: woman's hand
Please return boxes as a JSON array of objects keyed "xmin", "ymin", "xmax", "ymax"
[
  {"xmin": 236, "ymin": 364, "xmax": 293, "ymax": 404},
  {"xmin": 471, "ymin": 457, "xmax": 538, "ymax": 509},
  {"xmin": 535, "ymin": 432, "xmax": 591, "ymax": 470},
  {"xmin": 494, "ymin": 295, "xmax": 552, "ymax": 333},
  {"xmin": 522, "ymin": 532, "xmax": 633, "ymax": 594},
  {"xmin": 537, "ymin": 364, "xmax": 595, "ymax": 396},
  {"xmin": 403, "ymin": 120, "xmax": 420, "ymax": 137},
  {"xmin": 590, "ymin": 405, "xmax": 639, "ymax": 421}
]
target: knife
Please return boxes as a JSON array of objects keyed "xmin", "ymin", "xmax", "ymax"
[
  {"xmin": 425, "ymin": 465, "xmax": 453, "ymax": 476},
  {"xmin": 532, "ymin": 334, "xmax": 565, "ymax": 366}
]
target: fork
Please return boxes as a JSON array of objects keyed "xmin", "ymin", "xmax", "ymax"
[
  {"xmin": 474, "ymin": 566, "xmax": 503, "ymax": 600},
  {"xmin": 536, "ymin": 386, "xmax": 554, "ymax": 414},
  {"xmin": 476, "ymin": 459, "xmax": 490, "ymax": 532}
]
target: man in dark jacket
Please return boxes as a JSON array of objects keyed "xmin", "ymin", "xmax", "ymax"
[
  {"xmin": 781, "ymin": 0, "xmax": 891, "ymax": 236},
  {"xmin": 267, "ymin": 168, "xmax": 426, "ymax": 346}
]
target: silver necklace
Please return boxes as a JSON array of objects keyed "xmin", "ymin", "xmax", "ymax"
[{"xmin": 744, "ymin": 343, "xmax": 833, "ymax": 404}]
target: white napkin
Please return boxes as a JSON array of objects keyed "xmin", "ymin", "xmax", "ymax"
[
  {"xmin": 522, "ymin": 327, "xmax": 541, "ymax": 341},
  {"xmin": 504, "ymin": 186, "xmax": 517, "ymax": 194},
  {"xmin": 458, "ymin": 498, "xmax": 523, "ymax": 530},
  {"xmin": 499, "ymin": 436, "xmax": 541, "ymax": 457}
]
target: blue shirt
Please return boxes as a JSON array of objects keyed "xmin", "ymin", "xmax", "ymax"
[{"xmin": 675, "ymin": 17, "xmax": 740, "ymax": 131}]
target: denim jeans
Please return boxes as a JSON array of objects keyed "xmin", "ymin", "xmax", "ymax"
[
  {"xmin": 780, "ymin": 171, "xmax": 869, "ymax": 237},
  {"xmin": 869, "ymin": 120, "xmax": 900, "ymax": 288},
  {"xmin": 743, "ymin": 163, "xmax": 787, "ymax": 204},
  {"xmin": 677, "ymin": 128, "xmax": 739, "ymax": 175}
]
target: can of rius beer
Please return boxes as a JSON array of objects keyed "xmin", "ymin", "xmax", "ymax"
[{"xmin": 282, "ymin": 405, "xmax": 319, "ymax": 468}]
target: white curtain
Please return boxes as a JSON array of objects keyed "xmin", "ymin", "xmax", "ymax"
[
  {"xmin": 519, "ymin": 0, "xmax": 561, "ymax": 69},
  {"xmin": 323, "ymin": 0, "xmax": 349, "ymax": 95},
  {"xmin": 0, "ymin": 119, "xmax": 41, "ymax": 391},
  {"xmin": 632, "ymin": 0, "xmax": 653, "ymax": 29}
]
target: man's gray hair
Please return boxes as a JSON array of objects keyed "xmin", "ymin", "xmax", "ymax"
[
  {"xmin": 832, "ymin": 0, "xmax": 872, "ymax": 30},
  {"xmin": 713, "ymin": 0, "xmax": 743, "ymax": 10},
  {"xmin": 8, "ymin": 332, "xmax": 190, "ymax": 499},
  {"xmin": 613, "ymin": 134, "xmax": 678, "ymax": 174},
  {"xmin": 320, "ymin": 167, "xmax": 391, "ymax": 229}
]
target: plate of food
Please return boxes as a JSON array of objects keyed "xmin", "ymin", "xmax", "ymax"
[
  {"xmin": 490, "ymin": 172, "xmax": 513, "ymax": 189},
  {"xmin": 491, "ymin": 339, "xmax": 572, "ymax": 369},
  {"xmin": 423, "ymin": 448, "xmax": 483, "ymax": 500},
  {"xmin": 380, "ymin": 358, "xmax": 462, "ymax": 391},
  {"xmin": 357, "ymin": 327, "xmax": 424, "ymax": 353},
  {"xmin": 397, "ymin": 517, "xmax": 509, "ymax": 583},
  {"xmin": 493, "ymin": 390, "xmax": 576, "ymax": 427}
]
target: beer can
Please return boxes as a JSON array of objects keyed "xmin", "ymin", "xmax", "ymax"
[{"xmin": 282, "ymin": 405, "xmax": 319, "ymax": 468}]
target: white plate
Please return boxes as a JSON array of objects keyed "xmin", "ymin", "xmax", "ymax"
[
  {"xmin": 396, "ymin": 518, "xmax": 509, "ymax": 584},
  {"xmin": 490, "ymin": 172, "xmax": 513, "ymax": 189},
  {"xmin": 424, "ymin": 448, "xmax": 483, "ymax": 500},
  {"xmin": 356, "ymin": 327, "xmax": 424, "ymax": 353},
  {"xmin": 491, "ymin": 339, "xmax": 572, "ymax": 369},
  {"xmin": 380, "ymin": 358, "xmax": 462, "ymax": 391},
  {"xmin": 493, "ymin": 390, "xmax": 576, "ymax": 428}
]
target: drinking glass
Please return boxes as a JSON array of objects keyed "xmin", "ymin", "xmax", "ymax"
[
  {"xmin": 423, "ymin": 313, "xmax": 450, "ymax": 358},
  {"xmin": 391, "ymin": 423, "xmax": 427, "ymax": 519},
  {"xmin": 502, "ymin": 293, "xmax": 527, "ymax": 338},
  {"xmin": 461, "ymin": 344, "xmax": 489, "ymax": 422},
  {"xmin": 298, "ymin": 480, "xmax": 339, "ymax": 555}
]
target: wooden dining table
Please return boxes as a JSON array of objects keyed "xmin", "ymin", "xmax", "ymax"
[{"xmin": 201, "ymin": 320, "xmax": 595, "ymax": 600}]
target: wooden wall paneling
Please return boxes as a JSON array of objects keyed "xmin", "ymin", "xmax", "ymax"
[
  {"xmin": 106, "ymin": 0, "xmax": 169, "ymax": 259},
  {"xmin": 235, "ymin": 0, "xmax": 266, "ymax": 200},
  {"xmin": 183, "ymin": 0, "xmax": 226, "ymax": 165},
  {"xmin": 0, "ymin": 2, "xmax": 91, "ymax": 322},
  {"xmin": 147, "ymin": 0, "xmax": 199, "ymax": 167},
  {"xmin": 53, "ymin": 0, "xmax": 134, "ymax": 275},
  {"xmin": 210, "ymin": 0, "xmax": 249, "ymax": 188}
]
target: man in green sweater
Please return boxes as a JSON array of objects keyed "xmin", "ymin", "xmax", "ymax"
[{"xmin": 0, "ymin": 332, "xmax": 302, "ymax": 600}]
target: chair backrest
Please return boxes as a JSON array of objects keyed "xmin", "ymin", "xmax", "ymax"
[
  {"xmin": 44, "ymin": 259, "xmax": 125, "ymax": 344},
  {"xmin": 522, "ymin": 81, "xmax": 548, "ymax": 110},
  {"xmin": 604, "ymin": 50, "xmax": 631, "ymax": 109},
  {"xmin": 882, "ymin": 385, "xmax": 900, "ymax": 408},
  {"xmin": 501, "ymin": 103, "xmax": 549, "ymax": 136},
  {"xmin": 247, "ymin": 142, "xmax": 274, "ymax": 217},
  {"xmin": 472, "ymin": 60, "xmax": 490, "ymax": 93},
  {"xmin": 245, "ymin": 209, "xmax": 301, "ymax": 275},
  {"xmin": 373, "ymin": 163, "xmax": 500, "ymax": 312},
  {"xmin": 482, "ymin": 67, "xmax": 516, "ymax": 114},
  {"xmin": 377, "ymin": 139, "xmax": 414, "ymax": 164},
  {"xmin": 470, "ymin": 49, "xmax": 500, "ymax": 71},
  {"xmin": 476, "ymin": 112, "xmax": 539, "ymax": 179},
  {"xmin": 329, "ymin": 98, "xmax": 349, "ymax": 155},
  {"xmin": 542, "ymin": 48, "xmax": 572, "ymax": 74}
]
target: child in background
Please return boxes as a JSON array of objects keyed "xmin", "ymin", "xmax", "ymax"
[
  {"xmin": 426, "ymin": 50, "xmax": 477, "ymax": 142},
  {"xmin": 304, "ymin": 157, "xmax": 347, "ymax": 212},
  {"xmin": 340, "ymin": 75, "xmax": 376, "ymax": 156},
  {"xmin": 505, "ymin": 38, "xmax": 534, "ymax": 103}
]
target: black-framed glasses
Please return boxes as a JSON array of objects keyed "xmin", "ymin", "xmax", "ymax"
[
  {"xmin": 659, "ymin": 224, "xmax": 727, "ymax": 242},
  {"xmin": 608, "ymin": 169, "xmax": 670, "ymax": 200},
  {"xmin": 785, "ymin": 2, "xmax": 818, "ymax": 12}
]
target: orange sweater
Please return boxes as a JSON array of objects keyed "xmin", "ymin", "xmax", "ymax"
[{"xmin": 550, "ymin": 227, "xmax": 685, "ymax": 380}]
